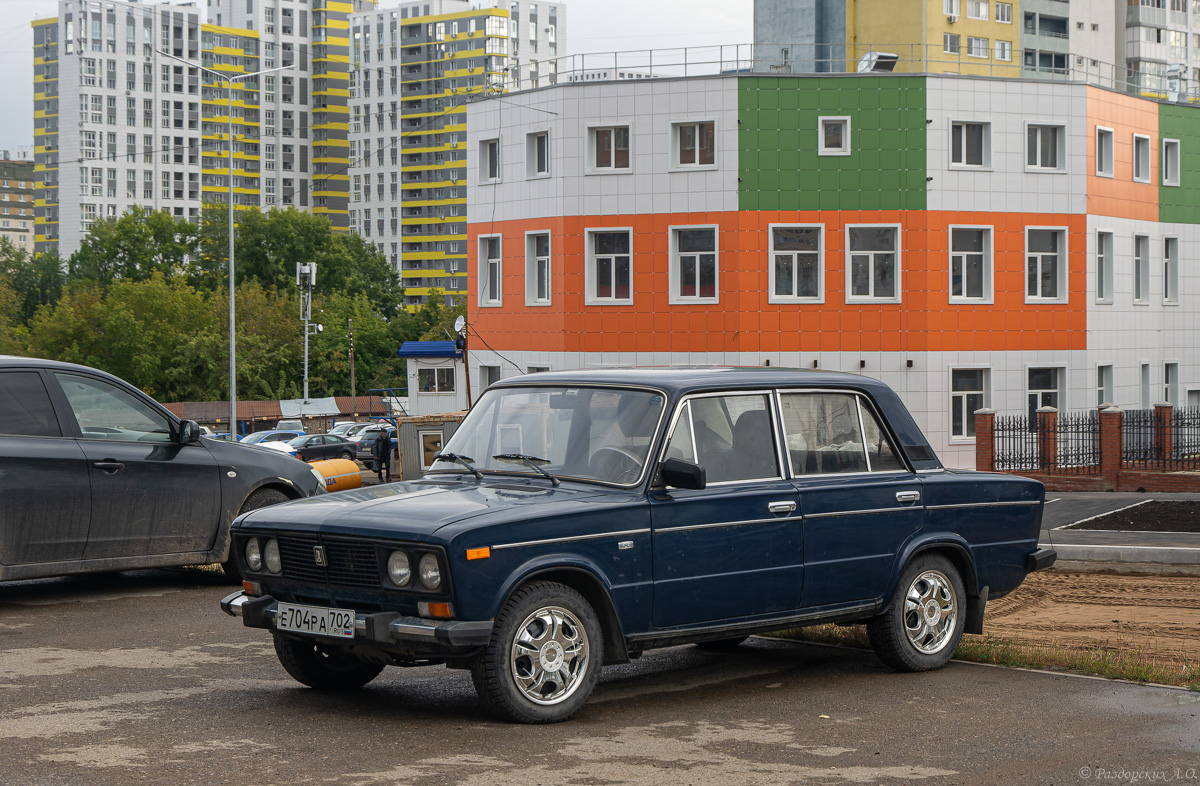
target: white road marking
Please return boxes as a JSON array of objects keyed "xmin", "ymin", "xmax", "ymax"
[{"xmin": 1053, "ymin": 498, "xmax": 1154, "ymax": 530}]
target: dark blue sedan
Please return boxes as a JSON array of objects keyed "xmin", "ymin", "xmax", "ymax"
[{"xmin": 221, "ymin": 368, "xmax": 1053, "ymax": 723}]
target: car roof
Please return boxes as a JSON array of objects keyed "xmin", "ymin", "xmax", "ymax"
[{"xmin": 491, "ymin": 366, "xmax": 893, "ymax": 397}]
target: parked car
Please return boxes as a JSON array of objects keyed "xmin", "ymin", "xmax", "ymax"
[
  {"xmin": 285, "ymin": 434, "xmax": 355, "ymax": 463},
  {"xmin": 276, "ymin": 419, "xmax": 305, "ymax": 432},
  {"xmin": 242, "ymin": 429, "xmax": 304, "ymax": 445},
  {"xmin": 352, "ymin": 424, "xmax": 397, "ymax": 463},
  {"xmin": 209, "ymin": 432, "xmax": 239, "ymax": 442},
  {"xmin": 329, "ymin": 421, "xmax": 370, "ymax": 438},
  {"xmin": 0, "ymin": 356, "xmax": 326, "ymax": 582},
  {"xmin": 221, "ymin": 368, "xmax": 1053, "ymax": 723}
]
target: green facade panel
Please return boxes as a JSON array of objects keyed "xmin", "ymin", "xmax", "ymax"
[
  {"xmin": 1159, "ymin": 103, "xmax": 1200, "ymax": 225},
  {"xmin": 738, "ymin": 76, "xmax": 927, "ymax": 212}
]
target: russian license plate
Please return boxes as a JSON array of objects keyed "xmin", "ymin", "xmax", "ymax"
[{"xmin": 276, "ymin": 603, "xmax": 356, "ymax": 639}]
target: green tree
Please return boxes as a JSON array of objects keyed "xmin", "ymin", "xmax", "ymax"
[
  {"xmin": 0, "ymin": 240, "xmax": 65, "ymax": 324},
  {"xmin": 67, "ymin": 208, "xmax": 197, "ymax": 286}
]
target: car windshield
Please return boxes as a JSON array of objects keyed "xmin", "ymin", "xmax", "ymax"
[{"xmin": 432, "ymin": 386, "xmax": 666, "ymax": 486}]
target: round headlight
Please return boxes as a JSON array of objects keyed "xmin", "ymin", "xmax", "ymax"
[
  {"xmin": 418, "ymin": 553, "xmax": 441, "ymax": 590},
  {"xmin": 264, "ymin": 539, "xmax": 282, "ymax": 574},
  {"xmin": 245, "ymin": 538, "xmax": 263, "ymax": 572},
  {"xmin": 387, "ymin": 551, "xmax": 411, "ymax": 587}
]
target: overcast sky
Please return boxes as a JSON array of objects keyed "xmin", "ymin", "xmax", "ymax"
[{"xmin": 0, "ymin": 0, "xmax": 753, "ymax": 151}]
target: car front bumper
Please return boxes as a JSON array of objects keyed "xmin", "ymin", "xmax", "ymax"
[{"xmin": 220, "ymin": 590, "xmax": 493, "ymax": 653}]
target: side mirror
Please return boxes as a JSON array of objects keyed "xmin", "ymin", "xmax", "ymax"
[
  {"xmin": 661, "ymin": 457, "xmax": 706, "ymax": 490},
  {"xmin": 178, "ymin": 420, "xmax": 202, "ymax": 445}
]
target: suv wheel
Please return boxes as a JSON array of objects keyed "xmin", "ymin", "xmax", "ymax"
[{"xmin": 867, "ymin": 554, "xmax": 966, "ymax": 672}]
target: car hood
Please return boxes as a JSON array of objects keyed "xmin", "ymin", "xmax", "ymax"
[{"xmin": 234, "ymin": 477, "xmax": 613, "ymax": 540}]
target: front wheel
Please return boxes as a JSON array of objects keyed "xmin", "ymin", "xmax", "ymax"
[
  {"xmin": 273, "ymin": 634, "xmax": 385, "ymax": 690},
  {"xmin": 867, "ymin": 554, "xmax": 966, "ymax": 672},
  {"xmin": 471, "ymin": 581, "xmax": 603, "ymax": 723},
  {"xmin": 338, "ymin": 451, "xmax": 353, "ymax": 460}
]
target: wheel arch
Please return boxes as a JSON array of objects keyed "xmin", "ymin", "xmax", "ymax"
[{"xmin": 889, "ymin": 536, "xmax": 980, "ymax": 607}]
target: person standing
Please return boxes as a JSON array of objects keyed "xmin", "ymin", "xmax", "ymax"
[{"xmin": 372, "ymin": 429, "xmax": 392, "ymax": 482}]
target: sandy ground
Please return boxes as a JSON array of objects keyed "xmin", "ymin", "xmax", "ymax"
[{"xmin": 985, "ymin": 569, "xmax": 1200, "ymax": 667}]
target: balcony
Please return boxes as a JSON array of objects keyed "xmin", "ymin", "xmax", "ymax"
[{"xmin": 1127, "ymin": 5, "xmax": 1167, "ymax": 26}]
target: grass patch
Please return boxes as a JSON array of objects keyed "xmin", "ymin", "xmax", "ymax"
[{"xmin": 772, "ymin": 624, "xmax": 1200, "ymax": 691}]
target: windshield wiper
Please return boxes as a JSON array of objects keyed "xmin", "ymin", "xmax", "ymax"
[
  {"xmin": 432, "ymin": 452, "xmax": 483, "ymax": 480},
  {"xmin": 492, "ymin": 453, "xmax": 561, "ymax": 487}
]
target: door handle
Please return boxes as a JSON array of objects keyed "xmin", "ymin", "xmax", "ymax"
[
  {"xmin": 93, "ymin": 461, "xmax": 125, "ymax": 473},
  {"xmin": 768, "ymin": 501, "xmax": 797, "ymax": 514},
  {"xmin": 896, "ymin": 490, "xmax": 921, "ymax": 504}
]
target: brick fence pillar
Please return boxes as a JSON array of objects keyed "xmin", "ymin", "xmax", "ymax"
[
  {"xmin": 975, "ymin": 409, "xmax": 995, "ymax": 471},
  {"xmin": 1099, "ymin": 406, "xmax": 1122, "ymax": 489},
  {"xmin": 1154, "ymin": 402, "xmax": 1174, "ymax": 464},
  {"xmin": 1037, "ymin": 407, "xmax": 1058, "ymax": 474}
]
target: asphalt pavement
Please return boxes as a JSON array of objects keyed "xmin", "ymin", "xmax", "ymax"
[{"xmin": 1039, "ymin": 492, "xmax": 1200, "ymax": 574}]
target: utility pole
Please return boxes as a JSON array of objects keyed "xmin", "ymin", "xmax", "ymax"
[
  {"xmin": 297, "ymin": 263, "xmax": 322, "ymax": 402},
  {"xmin": 348, "ymin": 317, "xmax": 357, "ymax": 415}
]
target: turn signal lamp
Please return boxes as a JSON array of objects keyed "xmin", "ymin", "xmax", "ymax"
[
  {"xmin": 419, "ymin": 602, "xmax": 453, "ymax": 619},
  {"xmin": 466, "ymin": 547, "xmax": 491, "ymax": 561}
]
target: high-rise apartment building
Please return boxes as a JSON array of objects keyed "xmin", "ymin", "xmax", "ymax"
[
  {"xmin": 347, "ymin": 0, "xmax": 564, "ymax": 309},
  {"xmin": 0, "ymin": 160, "xmax": 37, "ymax": 254}
]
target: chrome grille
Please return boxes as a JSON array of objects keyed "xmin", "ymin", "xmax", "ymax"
[{"xmin": 276, "ymin": 535, "xmax": 381, "ymax": 588}]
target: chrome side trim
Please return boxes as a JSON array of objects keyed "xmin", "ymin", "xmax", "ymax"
[
  {"xmin": 491, "ymin": 528, "xmax": 651, "ymax": 551},
  {"xmin": 926, "ymin": 500, "xmax": 1042, "ymax": 510},
  {"xmin": 803, "ymin": 506, "xmax": 922, "ymax": 519},
  {"xmin": 656, "ymin": 515, "xmax": 800, "ymax": 534}
]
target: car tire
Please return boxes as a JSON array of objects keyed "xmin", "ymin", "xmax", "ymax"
[
  {"xmin": 272, "ymin": 633, "xmax": 385, "ymax": 690},
  {"xmin": 695, "ymin": 636, "xmax": 748, "ymax": 651},
  {"xmin": 221, "ymin": 488, "xmax": 291, "ymax": 580},
  {"xmin": 470, "ymin": 581, "xmax": 604, "ymax": 724},
  {"xmin": 867, "ymin": 554, "xmax": 966, "ymax": 672},
  {"xmin": 339, "ymin": 451, "xmax": 353, "ymax": 460}
]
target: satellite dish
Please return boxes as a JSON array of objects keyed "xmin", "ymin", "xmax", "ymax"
[{"xmin": 454, "ymin": 316, "xmax": 466, "ymax": 335}]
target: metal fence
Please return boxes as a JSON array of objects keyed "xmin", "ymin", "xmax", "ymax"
[
  {"xmin": 993, "ymin": 414, "xmax": 1040, "ymax": 472},
  {"xmin": 1054, "ymin": 410, "xmax": 1102, "ymax": 475},
  {"xmin": 993, "ymin": 410, "xmax": 1100, "ymax": 475},
  {"xmin": 1123, "ymin": 406, "xmax": 1200, "ymax": 470}
]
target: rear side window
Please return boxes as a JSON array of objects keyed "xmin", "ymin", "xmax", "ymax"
[
  {"xmin": 0, "ymin": 371, "xmax": 62, "ymax": 437},
  {"xmin": 779, "ymin": 392, "xmax": 904, "ymax": 475}
]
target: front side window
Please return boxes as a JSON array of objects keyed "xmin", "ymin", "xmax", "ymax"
[
  {"xmin": 55, "ymin": 373, "xmax": 172, "ymax": 442},
  {"xmin": 950, "ymin": 369, "xmax": 987, "ymax": 439},
  {"xmin": 951, "ymin": 121, "xmax": 988, "ymax": 167},
  {"xmin": 847, "ymin": 226, "xmax": 898, "ymax": 301},
  {"xmin": 950, "ymin": 227, "xmax": 990, "ymax": 300},
  {"xmin": 526, "ymin": 232, "xmax": 551, "ymax": 304},
  {"xmin": 1026, "ymin": 228, "xmax": 1065, "ymax": 301},
  {"xmin": 592, "ymin": 126, "xmax": 630, "ymax": 170},
  {"xmin": 675, "ymin": 121, "xmax": 715, "ymax": 167},
  {"xmin": 818, "ymin": 116, "xmax": 850, "ymax": 156},
  {"xmin": 1027, "ymin": 124, "xmax": 1065, "ymax": 171},
  {"xmin": 480, "ymin": 235, "xmax": 501, "ymax": 305},
  {"xmin": 779, "ymin": 392, "xmax": 904, "ymax": 475},
  {"xmin": 664, "ymin": 394, "xmax": 778, "ymax": 483},
  {"xmin": 0, "ymin": 371, "xmax": 62, "ymax": 437},
  {"xmin": 417, "ymin": 367, "xmax": 455, "ymax": 393},
  {"xmin": 1133, "ymin": 134, "xmax": 1151, "ymax": 183},
  {"xmin": 672, "ymin": 227, "xmax": 717, "ymax": 302},
  {"xmin": 770, "ymin": 225, "xmax": 822, "ymax": 302},
  {"xmin": 588, "ymin": 230, "xmax": 632, "ymax": 304}
]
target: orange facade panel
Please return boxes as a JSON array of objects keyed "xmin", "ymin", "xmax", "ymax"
[{"xmin": 1087, "ymin": 86, "xmax": 1160, "ymax": 221}]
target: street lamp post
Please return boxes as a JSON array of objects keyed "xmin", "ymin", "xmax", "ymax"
[{"xmin": 161, "ymin": 51, "xmax": 293, "ymax": 436}]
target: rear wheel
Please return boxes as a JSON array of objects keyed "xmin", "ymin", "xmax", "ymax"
[
  {"xmin": 273, "ymin": 634, "xmax": 385, "ymax": 690},
  {"xmin": 867, "ymin": 554, "xmax": 966, "ymax": 672},
  {"xmin": 338, "ymin": 451, "xmax": 353, "ymax": 460},
  {"xmin": 222, "ymin": 488, "xmax": 291, "ymax": 580}
]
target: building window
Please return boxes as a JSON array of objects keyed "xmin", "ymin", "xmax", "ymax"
[
  {"xmin": 769, "ymin": 225, "xmax": 823, "ymax": 303},
  {"xmin": 1097, "ymin": 365, "xmax": 1114, "ymax": 407},
  {"xmin": 1133, "ymin": 134, "xmax": 1151, "ymax": 183},
  {"xmin": 1096, "ymin": 231, "xmax": 1113, "ymax": 303},
  {"xmin": 480, "ymin": 138, "xmax": 500, "ymax": 182},
  {"xmin": 417, "ymin": 367, "xmax": 455, "ymax": 393},
  {"xmin": 479, "ymin": 235, "xmax": 501, "ymax": 306},
  {"xmin": 951, "ymin": 369, "xmax": 987, "ymax": 440},
  {"xmin": 817, "ymin": 116, "xmax": 850, "ymax": 156},
  {"xmin": 526, "ymin": 232, "xmax": 551, "ymax": 305},
  {"xmin": 944, "ymin": 33, "xmax": 960, "ymax": 54},
  {"xmin": 950, "ymin": 121, "xmax": 989, "ymax": 167},
  {"xmin": 944, "ymin": 0, "xmax": 960, "ymax": 15},
  {"xmin": 1027, "ymin": 367, "xmax": 1062, "ymax": 426},
  {"xmin": 586, "ymin": 229, "xmax": 632, "ymax": 304},
  {"xmin": 1027, "ymin": 124, "xmax": 1066, "ymax": 171},
  {"xmin": 526, "ymin": 131, "xmax": 549, "ymax": 177},
  {"xmin": 481, "ymin": 365, "xmax": 501, "ymax": 390},
  {"xmin": 995, "ymin": 40, "xmax": 1012, "ymax": 61},
  {"xmin": 967, "ymin": 36, "xmax": 989, "ymax": 57},
  {"xmin": 996, "ymin": 2, "xmax": 1012, "ymax": 22},
  {"xmin": 949, "ymin": 227, "xmax": 991, "ymax": 301},
  {"xmin": 1140, "ymin": 363, "xmax": 1152, "ymax": 409},
  {"xmin": 1164, "ymin": 237, "xmax": 1179, "ymax": 303},
  {"xmin": 670, "ymin": 227, "xmax": 718, "ymax": 303},
  {"xmin": 1026, "ymin": 228, "xmax": 1066, "ymax": 301},
  {"xmin": 1095, "ymin": 127, "xmax": 1114, "ymax": 177},
  {"xmin": 1134, "ymin": 234, "xmax": 1150, "ymax": 304},
  {"xmin": 1165, "ymin": 363, "xmax": 1179, "ymax": 405},
  {"xmin": 847, "ymin": 226, "xmax": 899, "ymax": 302},
  {"xmin": 674, "ymin": 121, "xmax": 715, "ymax": 168},
  {"xmin": 590, "ymin": 126, "xmax": 630, "ymax": 171},
  {"xmin": 967, "ymin": 0, "xmax": 988, "ymax": 19},
  {"xmin": 1163, "ymin": 138, "xmax": 1180, "ymax": 186}
]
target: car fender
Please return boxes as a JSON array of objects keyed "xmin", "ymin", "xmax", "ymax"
[
  {"xmin": 211, "ymin": 477, "xmax": 308, "ymax": 562},
  {"xmin": 883, "ymin": 532, "xmax": 981, "ymax": 609}
]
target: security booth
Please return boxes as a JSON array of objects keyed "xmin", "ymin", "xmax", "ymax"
[
  {"xmin": 397, "ymin": 341, "xmax": 467, "ymax": 416},
  {"xmin": 395, "ymin": 412, "xmax": 466, "ymax": 480}
]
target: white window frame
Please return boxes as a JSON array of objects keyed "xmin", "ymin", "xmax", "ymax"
[
  {"xmin": 845, "ymin": 224, "xmax": 902, "ymax": 304},
  {"xmin": 1164, "ymin": 235, "xmax": 1179, "ymax": 305},
  {"xmin": 670, "ymin": 119, "xmax": 717, "ymax": 171},
  {"xmin": 948, "ymin": 225, "xmax": 994, "ymax": 303},
  {"xmin": 1025, "ymin": 365, "xmax": 1066, "ymax": 425},
  {"xmin": 524, "ymin": 230, "xmax": 552, "ymax": 306},
  {"xmin": 944, "ymin": 33, "xmax": 960, "ymax": 54},
  {"xmin": 949, "ymin": 366, "xmax": 990, "ymax": 442},
  {"xmin": 668, "ymin": 225, "xmax": 719, "ymax": 305},
  {"xmin": 1162, "ymin": 138, "xmax": 1180, "ymax": 187},
  {"xmin": 587, "ymin": 124, "xmax": 632, "ymax": 174},
  {"xmin": 966, "ymin": 36, "xmax": 989, "ymax": 58},
  {"xmin": 1141, "ymin": 363, "xmax": 1152, "ymax": 409},
  {"xmin": 478, "ymin": 233, "xmax": 502, "ymax": 307},
  {"xmin": 996, "ymin": 2, "xmax": 1012, "ymax": 23},
  {"xmin": 526, "ymin": 130, "xmax": 550, "ymax": 179},
  {"xmin": 1165, "ymin": 362, "xmax": 1180, "ymax": 406},
  {"xmin": 1132, "ymin": 133, "xmax": 1151, "ymax": 183},
  {"xmin": 949, "ymin": 120, "xmax": 991, "ymax": 169},
  {"xmin": 1025, "ymin": 123, "xmax": 1067, "ymax": 173},
  {"xmin": 768, "ymin": 223, "xmax": 824, "ymax": 304},
  {"xmin": 584, "ymin": 227, "xmax": 633, "ymax": 305},
  {"xmin": 1133, "ymin": 233, "xmax": 1150, "ymax": 304},
  {"xmin": 995, "ymin": 40, "xmax": 1012, "ymax": 61},
  {"xmin": 944, "ymin": 0, "xmax": 961, "ymax": 15},
  {"xmin": 967, "ymin": 0, "xmax": 988, "ymax": 20},
  {"xmin": 817, "ymin": 116, "xmax": 851, "ymax": 157},
  {"xmin": 1095, "ymin": 229, "xmax": 1114, "ymax": 304},
  {"xmin": 480, "ymin": 137, "xmax": 501, "ymax": 183},
  {"xmin": 1024, "ymin": 226, "xmax": 1068, "ymax": 303},
  {"xmin": 1096, "ymin": 364, "xmax": 1114, "ymax": 407},
  {"xmin": 1095, "ymin": 126, "xmax": 1114, "ymax": 178}
]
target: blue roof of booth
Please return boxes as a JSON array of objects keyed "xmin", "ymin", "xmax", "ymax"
[{"xmin": 397, "ymin": 340, "xmax": 462, "ymax": 359}]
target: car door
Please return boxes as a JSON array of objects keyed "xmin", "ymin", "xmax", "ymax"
[
  {"xmin": 0, "ymin": 368, "xmax": 92, "ymax": 566},
  {"xmin": 648, "ymin": 392, "xmax": 804, "ymax": 628},
  {"xmin": 779, "ymin": 390, "xmax": 924, "ymax": 609},
  {"xmin": 50, "ymin": 371, "xmax": 223, "ymax": 559}
]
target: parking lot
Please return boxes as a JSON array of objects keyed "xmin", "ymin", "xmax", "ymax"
[{"xmin": 2, "ymin": 569, "xmax": 1198, "ymax": 785}]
